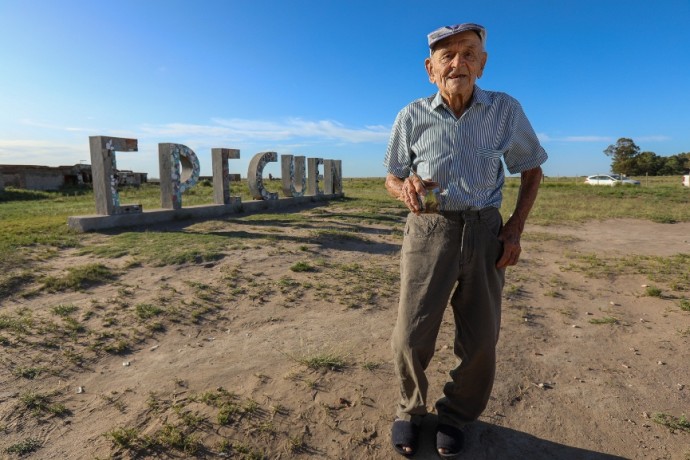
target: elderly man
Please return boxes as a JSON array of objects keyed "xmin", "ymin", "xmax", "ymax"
[{"xmin": 384, "ymin": 23, "xmax": 547, "ymax": 458}]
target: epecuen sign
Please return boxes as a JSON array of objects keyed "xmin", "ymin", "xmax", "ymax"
[{"xmin": 67, "ymin": 136, "xmax": 343, "ymax": 232}]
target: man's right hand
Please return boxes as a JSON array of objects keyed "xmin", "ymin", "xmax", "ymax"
[
  {"xmin": 385, "ymin": 173, "xmax": 427, "ymax": 214},
  {"xmin": 386, "ymin": 174, "xmax": 439, "ymax": 214}
]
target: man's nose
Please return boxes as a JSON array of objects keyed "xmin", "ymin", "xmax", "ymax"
[{"xmin": 450, "ymin": 53, "xmax": 466, "ymax": 67}]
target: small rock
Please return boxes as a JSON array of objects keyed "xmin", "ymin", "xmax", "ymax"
[
  {"xmin": 641, "ymin": 284, "xmax": 648, "ymax": 288},
  {"xmin": 571, "ymin": 324, "xmax": 579, "ymax": 328},
  {"xmin": 642, "ymin": 412, "xmax": 650, "ymax": 419},
  {"xmin": 76, "ymin": 386, "xmax": 84, "ymax": 394},
  {"xmin": 586, "ymin": 312, "xmax": 593, "ymax": 315},
  {"xmin": 678, "ymin": 384, "xmax": 685, "ymax": 390},
  {"xmin": 150, "ymin": 345, "xmax": 159, "ymax": 351},
  {"xmin": 123, "ymin": 361, "xmax": 130, "ymax": 367},
  {"xmin": 622, "ymin": 364, "xmax": 630, "ymax": 369},
  {"xmin": 657, "ymin": 361, "xmax": 665, "ymax": 365}
]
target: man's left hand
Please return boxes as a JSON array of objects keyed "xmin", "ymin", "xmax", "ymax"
[
  {"xmin": 496, "ymin": 166, "xmax": 542, "ymax": 268},
  {"xmin": 496, "ymin": 217, "xmax": 522, "ymax": 268}
]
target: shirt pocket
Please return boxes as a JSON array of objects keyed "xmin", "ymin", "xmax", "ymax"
[{"xmin": 475, "ymin": 147, "xmax": 504, "ymax": 160}]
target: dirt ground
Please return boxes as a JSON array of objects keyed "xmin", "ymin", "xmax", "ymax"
[{"xmin": 1, "ymin": 210, "xmax": 689, "ymax": 459}]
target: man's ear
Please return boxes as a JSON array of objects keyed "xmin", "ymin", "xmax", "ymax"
[
  {"xmin": 424, "ymin": 57, "xmax": 435, "ymax": 84},
  {"xmin": 477, "ymin": 52, "xmax": 488, "ymax": 79}
]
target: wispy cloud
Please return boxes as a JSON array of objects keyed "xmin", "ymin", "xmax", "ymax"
[
  {"xmin": 636, "ymin": 135, "xmax": 671, "ymax": 142},
  {"xmin": 15, "ymin": 116, "xmax": 392, "ymax": 145},
  {"xmin": 561, "ymin": 136, "xmax": 614, "ymax": 142},
  {"xmin": 538, "ymin": 133, "xmax": 614, "ymax": 143},
  {"xmin": 538, "ymin": 133, "xmax": 671, "ymax": 144},
  {"xmin": 140, "ymin": 118, "xmax": 391, "ymax": 144},
  {"xmin": 18, "ymin": 118, "xmax": 92, "ymax": 133},
  {"xmin": 0, "ymin": 139, "xmax": 90, "ymax": 165}
]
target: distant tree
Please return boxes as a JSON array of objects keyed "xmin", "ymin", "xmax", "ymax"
[
  {"xmin": 604, "ymin": 138, "xmax": 640, "ymax": 176},
  {"xmin": 604, "ymin": 139, "xmax": 690, "ymax": 176},
  {"xmin": 633, "ymin": 151, "xmax": 662, "ymax": 176},
  {"xmin": 657, "ymin": 154, "xmax": 687, "ymax": 176},
  {"xmin": 679, "ymin": 152, "xmax": 690, "ymax": 172}
]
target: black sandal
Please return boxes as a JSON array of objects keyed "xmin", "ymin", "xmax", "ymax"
[
  {"xmin": 391, "ymin": 419, "xmax": 420, "ymax": 457},
  {"xmin": 436, "ymin": 424, "xmax": 465, "ymax": 459}
]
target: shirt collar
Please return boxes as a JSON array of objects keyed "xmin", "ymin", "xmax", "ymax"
[{"xmin": 430, "ymin": 85, "xmax": 491, "ymax": 113}]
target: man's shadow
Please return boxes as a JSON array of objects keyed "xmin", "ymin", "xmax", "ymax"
[{"xmin": 408, "ymin": 414, "xmax": 628, "ymax": 460}]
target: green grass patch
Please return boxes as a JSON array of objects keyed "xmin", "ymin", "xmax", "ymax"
[
  {"xmin": 311, "ymin": 228, "xmax": 370, "ymax": 243},
  {"xmin": 157, "ymin": 423, "xmax": 200, "ymax": 454},
  {"xmin": 653, "ymin": 412, "xmax": 690, "ymax": 433},
  {"xmin": 14, "ymin": 366, "xmax": 44, "ymax": 379},
  {"xmin": 105, "ymin": 426, "xmax": 141, "ymax": 449},
  {"xmin": 298, "ymin": 352, "xmax": 347, "ymax": 372},
  {"xmin": 562, "ymin": 253, "xmax": 690, "ymax": 292},
  {"xmin": 678, "ymin": 299, "xmax": 690, "ymax": 312},
  {"xmin": 511, "ymin": 177, "xmax": 690, "ymax": 225},
  {"xmin": 589, "ymin": 316, "xmax": 618, "ymax": 325},
  {"xmin": 5, "ymin": 438, "xmax": 42, "ymax": 456},
  {"xmin": 645, "ymin": 286, "xmax": 663, "ymax": 297},
  {"xmin": 51, "ymin": 304, "xmax": 79, "ymax": 316},
  {"xmin": 19, "ymin": 391, "xmax": 68, "ymax": 416},
  {"xmin": 81, "ymin": 231, "xmax": 226, "ymax": 265},
  {"xmin": 135, "ymin": 303, "xmax": 164, "ymax": 320},
  {"xmin": 290, "ymin": 261, "xmax": 316, "ymax": 272},
  {"xmin": 43, "ymin": 263, "xmax": 115, "ymax": 291}
]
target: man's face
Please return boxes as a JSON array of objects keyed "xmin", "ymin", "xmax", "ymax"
[{"xmin": 425, "ymin": 31, "xmax": 487, "ymax": 103}]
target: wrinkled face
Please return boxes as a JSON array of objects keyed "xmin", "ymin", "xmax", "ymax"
[{"xmin": 425, "ymin": 30, "xmax": 487, "ymax": 103}]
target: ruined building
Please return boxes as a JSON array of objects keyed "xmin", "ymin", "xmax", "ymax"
[{"xmin": 0, "ymin": 164, "xmax": 147, "ymax": 191}]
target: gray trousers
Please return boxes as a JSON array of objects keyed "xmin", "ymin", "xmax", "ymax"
[{"xmin": 391, "ymin": 208, "xmax": 505, "ymax": 427}]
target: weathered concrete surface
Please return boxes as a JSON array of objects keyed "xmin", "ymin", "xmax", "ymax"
[
  {"xmin": 90, "ymin": 136, "xmax": 138, "ymax": 215},
  {"xmin": 247, "ymin": 151, "xmax": 279, "ymax": 200},
  {"xmin": 281, "ymin": 155, "xmax": 306, "ymax": 197},
  {"xmin": 159, "ymin": 143, "xmax": 201, "ymax": 210},
  {"xmin": 307, "ymin": 157, "xmax": 323, "ymax": 196},
  {"xmin": 211, "ymin": 148, "xmax": 240, "ymax": 205},
  {"xmin": 67, "ymin": 193, "xmax": 344, "ymax": 232}
]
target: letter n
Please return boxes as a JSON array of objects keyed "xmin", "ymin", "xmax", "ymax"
[{"xmin": 323, "ymin": 160, "xmax": 342, "ymax": 194}]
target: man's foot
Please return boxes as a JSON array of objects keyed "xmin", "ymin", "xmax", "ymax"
[
  {"xmin": 391, "ymin": 419, "xmax": 420, "ymax": 457},
  {"xmin": 436, "ymin": 424, "xmax": 464, "ymax": 459}
]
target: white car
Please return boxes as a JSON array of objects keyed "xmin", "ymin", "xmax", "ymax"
[
  {"xmin": 683, "ymin": 175, "xmax": 690, "ymax": 187},
  {"xmin": 585, "ymin": 174, "xmax": 641, "ymax": 186}
]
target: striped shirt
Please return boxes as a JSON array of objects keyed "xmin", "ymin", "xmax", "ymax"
[{"xmin": 384, "ymin": 86, "xmax": 547, "ymax": 211}]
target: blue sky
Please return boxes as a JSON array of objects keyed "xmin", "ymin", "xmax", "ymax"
[{"xmin": 1, "ymin": 0, "xmax": 688, "ymax": 179}]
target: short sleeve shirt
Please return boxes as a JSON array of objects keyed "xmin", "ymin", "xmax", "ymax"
[{"xmin": 383, "ymin": 86, "xmax": 547, "ymax": 210}]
